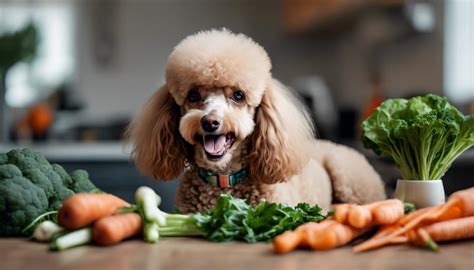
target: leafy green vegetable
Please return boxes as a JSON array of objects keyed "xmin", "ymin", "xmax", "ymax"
[
  {"xmin": 0, "ymin": 148, "xmax": 99, "ymax": 236},
  {"xmin": 362, "ymin": 94, "xmax": 474, "ymax": 180},
  {"xmin": 69, "ymin": 170, "xmax": 98, "ymax": 194},
  {"xmin": 45, "ymin": 188, "xmax": 327, "ymax": 251},
  {"xmin": 129, "ymin": 188, "xmax": 326, "ymax": 244},
  {"xmin": 192, "ymin": 194, "xmax": 326, "ymax": 243},
  {"xmin": 0, "ymin": 23, "xmax": 38, "ymax": 72}
]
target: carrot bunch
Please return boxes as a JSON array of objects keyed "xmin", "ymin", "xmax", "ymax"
[
  {"xmin": 56, "ymin": 193, "xmax": 142, "ymax": 247},
  {"xmin": 334, "ymin": 199, "xmax": 405, "ymax": 229},
  {"xmin": 273, "ymin": 199, "xmax": 405, "ymax": 254},
  {"xmin": 273, "ymin": 187, "xmax": 474, "ymax": 254},
  {"xmin": 353, "ymin": 187, "xmax": 474, "ymax": 252}
]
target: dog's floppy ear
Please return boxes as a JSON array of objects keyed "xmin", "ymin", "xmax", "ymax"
[
  {"xmin": 126, "ymin": 85, "xmax": 186, "ymax": 180},
  {"xmin": 248, "ymin": 79, "xmax": 315, "ymax": 184}
]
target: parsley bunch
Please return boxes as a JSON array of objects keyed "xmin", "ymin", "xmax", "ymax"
[{"xmin": 192, "ymin": 194, "xmax": 327, "ymax": 243}]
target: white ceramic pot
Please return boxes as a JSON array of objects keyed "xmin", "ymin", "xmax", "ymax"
[{"xmin": 394, "ymin": 179, "xmax": 446, "ymax": 208}]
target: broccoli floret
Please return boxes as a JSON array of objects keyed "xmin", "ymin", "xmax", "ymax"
[
  {"xmin": 0, "ymin": 164, "xmax": 23, "ymax": 180},
  {"xmin": 70, "ymin": 169, "xmax": 97, "ymax": 193},
  {"xmin": 52, "ymin": 163, "xmax": 73, "ymax": 187},
  {"xmin": 0, "ymin": 148, "xmax": 100, "ymax": 235},
  {"xmin": 23, "ymin": 149, "xmax": 52, "ymax": 169},
  {"xmin": 0, "ymin": 177, "xmax": 49, "ymax": 236},
  {"xmin": 41, "ymin": 169, "xmax": 75, "ymax": 211},
  {"xmin": 7, "ymin": 149, "xmax": 51, "ymax": 172},
  {"xmin": 22, "ymin": 168, "xmax": 55, "ymax": 197},
  {"xmin": 0, "ymin": 153, "xmax": 7, "ymax": 165},
  {"xmin": 22, "ymin": 167, "xmax": 75, "ymax": 210}
]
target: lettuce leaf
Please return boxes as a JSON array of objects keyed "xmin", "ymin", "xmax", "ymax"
[{"xmin": 362, "ymin": 94, "xmax": 474, "ymax": 180}]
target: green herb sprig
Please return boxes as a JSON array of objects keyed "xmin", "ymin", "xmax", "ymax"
[{"xmin": 192, "ymin": 194, "xmax": 327, "ymax": 243}]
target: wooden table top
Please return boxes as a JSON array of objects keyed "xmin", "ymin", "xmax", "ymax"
[{"xmin": 1, "ymin": 238, "xmax": 473, "ymax": 270}]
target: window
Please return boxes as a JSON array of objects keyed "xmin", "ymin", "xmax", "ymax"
[
  {"xmin": 0, "ymin": 1, "xmax": 75, "ymax": 107},
  {"xmin": 444, "ymin": 0, "xmax": 474, "ymax": 103}
]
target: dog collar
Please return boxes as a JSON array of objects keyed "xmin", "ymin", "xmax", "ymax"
[{"xmin": 198, "ymin": 167, "xmax": 248, "ymax": 188}]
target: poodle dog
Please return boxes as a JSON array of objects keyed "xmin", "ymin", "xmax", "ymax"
[{"xmin": 127, "ymin": 29, "xmax": 386, "ymax": 213}]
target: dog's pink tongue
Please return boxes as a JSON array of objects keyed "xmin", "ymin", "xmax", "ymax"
[{"xmin": 204, "ymin": 135, "xmax": 226, "ymax": 154}]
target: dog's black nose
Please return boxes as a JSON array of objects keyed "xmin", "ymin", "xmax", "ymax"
[{"xmin": 201, "ymin": 114, "xmax": 221, "ymax": 132}]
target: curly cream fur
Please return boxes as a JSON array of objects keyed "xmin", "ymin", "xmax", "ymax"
[{"xmin": 128, "ymin": 29, "xmax": 386, "ymax": 213}]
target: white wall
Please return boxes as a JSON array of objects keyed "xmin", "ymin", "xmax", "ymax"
[
  {"xmin": 75, "ymin": 0, "xmax": 443, "ymax": 120},
  {"xmin": 332, "ymin": 1, "xmax": 444, "ymax": 108},
  {"xmin": 75, "ymin": 0, "xmax": 337, "ymax": 120}
]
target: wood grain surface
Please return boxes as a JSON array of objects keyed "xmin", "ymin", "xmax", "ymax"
[{"xmin": 0, "ymin": 238, "xmax": 473, "ymax": 270}]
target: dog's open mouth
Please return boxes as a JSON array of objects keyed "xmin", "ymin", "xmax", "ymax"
[{"xmin": 196, "ymin": 133, "xmax": 236, "ymax": 160}]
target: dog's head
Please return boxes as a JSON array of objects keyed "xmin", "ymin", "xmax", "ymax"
[{"xmin": 128, "ymin": 29, "xmax": 314, "ymax": 184}]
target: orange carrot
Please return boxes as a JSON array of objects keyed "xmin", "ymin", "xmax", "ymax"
[
  {"xmin": 296, "ymin": 222, "xmax": 321, "ymax": 248},
  {"xmin": 338, "ymin": 199, "xmax": 404, "ymax": 229},
  {"xmin": 372, "ymin": 207, "xmax": 435, "ymax": 240},
  {"xmin": 273, "ymin": 230, "xmax": 303, "ymax": 254},
  {"xmin": 353, "ymin": 204, "xmax": 461, "ymax": 252},
  {"xmin": 370, "ymin": 199, "xmax": 404, "ymax": 225},
  {"xmin": 334, "ymin": 204, "xmax": 350, "ymax": 224},
  {"xmin": 310, "ymin": 221, "xmax": 366, "ymax": 250},
  {"xmin": 390, "ymin": 236, "xmax": 408, "ymax": 245},
  {"xmin": 353, "ymin": 188, "xmax": 474, "ymax": 252},
  {"xmin": 92, "ymin": 213, "xmax": 142, "ymax": 246},
  {"xmin": 373, "ymin": 224, "xmax": 401, "ymax": 239},
  {"xmin": 408, "ymin": 216, "xmax": 474, "ymax": 251},
  {"xmin": 347, "ymin": 205, "xmax": 372, "ymax": 229},
  {"xmin": 399, "ymin": 206, "xmax": 434, "ymax": 225},
  {"xmin": 273, "ymin": 221, "xmax": 334, "ymax": 253},
  {"xmin": 301, "ymin": 220, "xmax": 337, "ymax": 248},
  {"xmin": 58, "ymin": 193, "xmax": 130, "ymax": 230},
  {"xmin": 448, "ymin": 187, "xmax": 474, "ymax": 217},
  {"xmin": 424, "ymin": 216, "xmax": 474, "ymax": 241}
]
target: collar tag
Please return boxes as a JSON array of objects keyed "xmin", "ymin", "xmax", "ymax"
[
  {"xmin": 219, "ymin": 175, "xmax": 230, "ymax": 188},
  {"xmin": 198, "ymin": 167, "xmax": 248, "ymax": 188}
]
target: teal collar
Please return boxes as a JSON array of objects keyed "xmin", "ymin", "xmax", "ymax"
[{"xmin": 198, "ymin": 167, "xmax": 248, "ymax": 188}]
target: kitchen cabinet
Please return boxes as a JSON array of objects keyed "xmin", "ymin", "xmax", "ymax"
[{"xmin": 283, "ymin": 0, "xmax": 404, "ymax": 33}]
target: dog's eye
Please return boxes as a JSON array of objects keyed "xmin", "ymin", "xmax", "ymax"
[
  {"xmin": 231, "ymin": 90, "xmax": 245, "ymax": 102},
  {"xmin": 187, "ymin": 89, "xmax": 201, "ymax": 102}
]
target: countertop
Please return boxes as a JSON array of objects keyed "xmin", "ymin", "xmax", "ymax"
[
  {"xmin": 1, "ymin": 238, "xmax": 473, "ymax": 270},
  {"xmin": 0, "ymin": 142, "xmax": 131, "ymax": 162}
]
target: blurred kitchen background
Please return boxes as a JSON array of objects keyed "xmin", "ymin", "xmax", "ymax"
[{"xmin": 0, "ymin": 0, "xmax": 473, "ymax": 211}]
